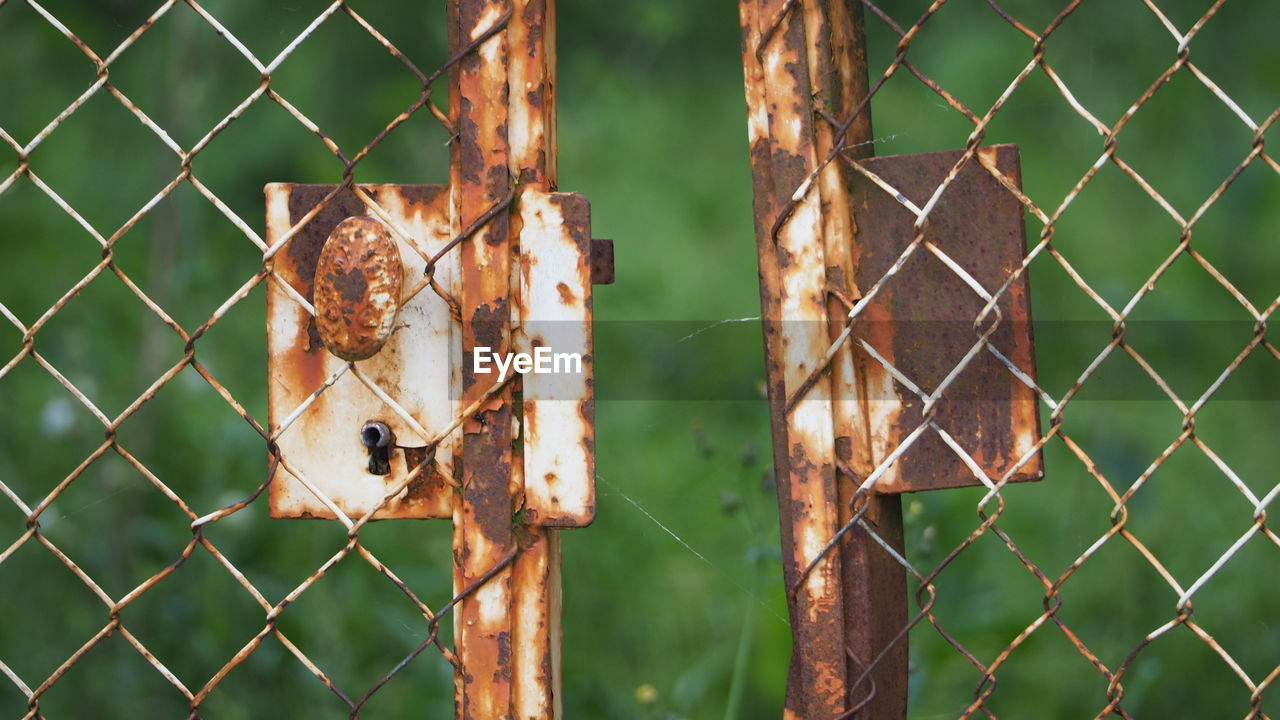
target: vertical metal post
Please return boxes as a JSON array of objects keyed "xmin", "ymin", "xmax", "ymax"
[
  {"xmin": 742, "ymin": 0, "xmax": 849, "ymax": 715},
  {"xmin": 450, "ymin": 1, "xmax": 517, "ymax": 717},
  {"xmin": 448, "ymin": 1, "xmax": 563, "ymax": 717},
  {"xmin": 806, "ymin": 3, "xmax": 909, "ymax": 718},
  {"xmin": 739, "ymin": 1, "xmax": 908, "ymax": 717},
  {"xmin": 508, "ymin": 1, "xmax": 563, "ymax": 718},
  {"xmin": 737, "ymin": 5, "xmax": 801, "ymax": 709}
]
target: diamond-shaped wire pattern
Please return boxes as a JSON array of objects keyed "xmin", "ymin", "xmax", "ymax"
[
  {"xmin": 0, "ymin": 1, "xmax": 541, "ymax": 717},
  {"xmin": 743, "ymin": 0, "xmax": 1278, "ymax": 717},
  {"xmin": 4, "ymin": 0, "xmax": 1278, "ymax": 717}
]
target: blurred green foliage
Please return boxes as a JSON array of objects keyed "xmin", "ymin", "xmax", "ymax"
[{"xmin": 1, "ymin": 1, "xmax": 1277, "ymax": 718}]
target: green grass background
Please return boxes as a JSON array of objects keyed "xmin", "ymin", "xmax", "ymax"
[{"xmin": 1, "ymin": 1, "xmax": 1277, "ymax": 717}]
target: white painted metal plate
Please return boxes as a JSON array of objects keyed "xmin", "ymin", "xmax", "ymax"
[
  {"xmin": 517, "ymin": 193, "xmax": 596, "ymax": 527},
  {"xmin": 265, "ymin": 185, "xmax": 596, "ymax": 525},
  {"xmin": 265, "ymin": 184, "xmax": 459, "ymax": 520}
]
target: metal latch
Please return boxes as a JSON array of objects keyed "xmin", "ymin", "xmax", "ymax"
[{"xmin": 264, "ymin": 184, "xmax": 608, "ymax": 525}]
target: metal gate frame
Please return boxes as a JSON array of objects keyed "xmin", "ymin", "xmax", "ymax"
[
  {"xmin": 449, "ymin": 1, "xmax": 569, "ymax": 716},
  {"xmin": 740, "ymin": 3, "xmax": 909, "ymax": 716},
  {"xmin": 741, "ymin": 2, "xmax": 1040, "ymax": 717}
]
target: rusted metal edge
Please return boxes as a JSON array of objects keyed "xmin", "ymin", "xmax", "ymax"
[
  {"xmin": 739, "ymin": 3, "xmax": 809, "ymax": 715},
  {"xmin": 801, "ymin": 1, "xmax": 909, "ymax": 717},
  {"xmin": 452, "ymin": 0, "xmax": 517, "ymax": 716},
  {"xmin": 508, "ymin": 1, "xmax": 564, "ymax": 718},
  {"xmin": 589, "ymin": 238, "xmax": 615, "ymax": 285},
  {"xmin": 742, "ymin": 1, "xmax": 849, "ymax": 716}
]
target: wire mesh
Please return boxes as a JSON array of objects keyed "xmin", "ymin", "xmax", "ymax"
[
  {"xmin": 0, "ymin": 0, "xmax": 553, "ymax": 717},
  {"xmin": 4, "ymin": 0, "xmax": 1279, "ymax": 718},
  {"xmin": 741, "ymin": 0, "xmax": 1279, "ymax": 718}
]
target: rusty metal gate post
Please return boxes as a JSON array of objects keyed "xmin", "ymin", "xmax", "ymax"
[
  {"xmin": 739, "ymin": 1, "xmax": 1045, "ymax": 716},
  {"xmin": 448, "ymin": 1, "xmax": 520, "ymax": 716},
  {"xmin": 448, "ymin": 1, "xmax": 571, "ymax": 717},
  {"xmin": 504, "ymin": 4, "xmax": 567, "ymax": 717},
  {"xmin": 739, "ymin": 2, "xmax": 909, "ymax": 717},
  {"xmin": 264, "ymin": 1, "xmax": 595, "ymax": 716}
]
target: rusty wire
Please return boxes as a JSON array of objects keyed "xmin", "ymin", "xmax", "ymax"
[
  {"xmin": 4, "ymin": 0, "xmax": 1278, "ymax": 716},
  {"xmin": 0, "ymin": 1, "xmax": 532, "ymax": 717},
  {"xmin": 746, "ymin": 0, "xmax": 1278, "ymax": 717}
]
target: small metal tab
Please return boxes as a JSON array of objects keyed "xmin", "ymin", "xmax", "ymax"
[{"xmin": 590, "ymin": 238, "xmax": 615, "ymax": 285}]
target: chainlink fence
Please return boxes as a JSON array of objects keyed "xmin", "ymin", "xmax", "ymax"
[
  {"xmin": 2, "ymin": 0, "xmax": 1279, "ymax": 719},
  {"xmin": 0, "ymin": 0, "xmax": 567, "ymax": 717},
  {"xmin": 740, "ymin": 0, "xmax": 1279, "ymax": 718}
]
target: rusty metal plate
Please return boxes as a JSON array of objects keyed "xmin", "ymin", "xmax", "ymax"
[
  {"xmin": 265, "ymin": 184, "xmax": 459, "ymax": 519},
  {"xmin": 265, "ymin": 184, "xmax": 597, "ymax": 523},
  {"xmin": 517, "ymin": 193, "xmax": 595, "ymax": 527},
  {"xmin": 849, "ymin": 145, "xmax": 1042, "ymax": 493}
]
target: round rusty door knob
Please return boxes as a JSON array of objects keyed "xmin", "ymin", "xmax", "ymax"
[{"xmin": 313, "ymin": 216, "xmax": 404, "ymax": 361}]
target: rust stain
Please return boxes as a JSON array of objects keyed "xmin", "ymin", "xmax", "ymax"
[
  {"xmin": 452, "ymin": 0, "xmax": 518, "ymax": 715},
  {"xmin": 758, "ymin": 1, "xmax": 851, "ymax": 716},
  {"xmin": 848, "ymin": 145, "xmax": 1042, "ymax": 493},
  {"xmin": 313, "ymin": 216, "xmax": 404, "ymax": 362},
  {"xmin": 266, "ymin": 184, "xmax": 457, "ymax": 522}
]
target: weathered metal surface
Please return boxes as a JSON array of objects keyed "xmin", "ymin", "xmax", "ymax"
[
  {"xmin": 508, "ymin": 1, "xmax": 566, "ymax": 717},
  {"xmin": 744, "ymin": 0, "xmax": 849, "ymax": 715},
  {"xmin": 265, "ymin": 183, "xmax": 458, "ymax": 520},
  {"xmin": 313, "ymin": 216, "xmax": 404, "ymax": 362},
  {"xmin": 451, "ymin": 1, "xmax": 518, "ymax": 716},
  {"xmin": 508, "ymin": 0, "xmax": 555, "ymax": 191},
  {"xmin": 263, "ymin": 3, "xmax": 584, "ymax": 714},
  {"xmin": 848, "ymin": 145, "xmax": 1042, "ymax": 494},
  {"xmin": 742, "ymin": 0, "xmax": 914, "ymax": 716},
  {"xmin": 509, "ymin": 529, "xmax": 558, "ymax": 720},
  {"xmin": 517, "ymin": 192, "xmax": 595, "ymax": 528},
  {"xmin": 589, "ymin": 238, "xmax": 614, "ymax": 285},
  {"xmin": 741, "ymin": 9, "xmax": 1039, "ymax": 713},
  {"xmin": 738, "ymin": 3, "xmax": 810, "ymax": 713},
  {"xmin": 803, "ymin": 1, "xmax": 909, "ymax": 716}
]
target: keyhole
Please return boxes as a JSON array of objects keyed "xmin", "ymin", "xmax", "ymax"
[{"xmin": 361, "ymin": 421, "xmax": 394, "ymax": 475}]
